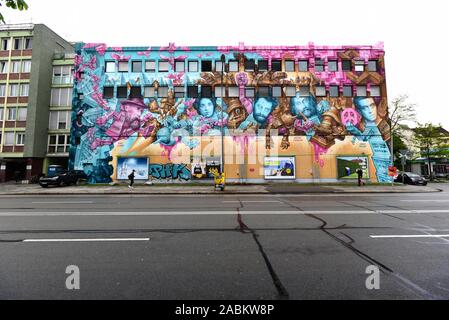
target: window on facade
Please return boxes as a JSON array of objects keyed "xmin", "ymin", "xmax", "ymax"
[
  {"xmin": 145, "ymin": 60, "xmax": 156, "ymax": 72},
  {"xmin": 158, "ymin": 87, "xmax": 168, "ymax": 97},
  {"xmin": 0, "ymin": 107, "xmax": 3, "ymax": 120},
  {"xmin": 22, "ymin": 60, "xmax": 32, "ymax": 73},
  {"xmin": 245, "ymin": 87, "xmax": 255, "ymax": 98},
  {"xmin": 16, "ymin": 133, "xmax": 25, "ymax": 145},
  {"xmin": 285, "ymin": 60, "xmax": 295, "ymax": 72},
  {"xmin": 20, "ymin": 84, "xmax": 29, "ymax": 97},
  {"xmin": 214, "ymin": 86, "xmax": 224, "ymax": 98},
  {"xmin": 271, "ymin": 60, "xmax": 282, "ymax": 71},
  {"xmin": 11, "ymin": 61, "xmax": 20, "ymax": 73},
  {"xmin": 370, "ymin": 85, "xmax": 381, "ymax": 97},
  {"xmin": 299, "ymin": 86, "xmax": 310, "ymax": 96},
  {"xmin": 315, "ymin": 86, "xmax": 326, "ymax": 97},
  {"xmin": 0, "ymin": 84, "xmax": 6, "ymax": 97},
  {"xmin": 175, "ymin": 61, "xmax": 185, "ymax": 72},
  {"xmin": 13, "ymin": 38, "xmax": 22, "ymax": 50},
  {"xmin": 257, "ymin": 60, "xmax": 268, "ymax": 72},
  {"xmin": 130, "ymin": 86, "xmax": 142, "ymax": 98},
  {"xmin": 117, "ymin": 86, "xmax": 128, "ymax": 98},
  {"xmin": 9, "ymin": 84, "xmax": 19, "ymax": 97},
  {"xmin": 143, "ymin": 86, "xmax": 155, "ymax": 98},
  {"xmin": 355, "ymin": 61, "xmax": 365, "ymax": 72},
  {"xmin": 285, "ymin": 86, "xmax": 296, "ymax": 97},
  {"xmin": 356, "ymin": 85, "xmax": 367, "ymax": 96},
  {"xmin": 342, "ymin": 60, "xmax": 352, "ymax": 71},
  {"xmin": 53, "ymin": 65, "xmax": 72, "ymax": 84},
  {"xmin": 48, "ymin": 134, "xmax": 69, "ymax": 153},
  {"xmin": 298, "ymin": 60, "xmax": 309, "ymax": 72},
  {"xmin": 188, "ymin": 61, "xmax": 199, "ymax": 72},
  {"xmin": 187, "ymin": 86, "xmax": 199, "ymax": 98},
  {"xmin": 18, "ymin": 107, "xmax": 27, "ymax": 121},
  {"xmin": 7, "ymin": 107, "xmax": 16, "ymax": 121},
  {"xmin": 2, "ymin": 39, "xmax": 9, "ymax": 51},
  {"xmin": 368, "ymin": 60, "xmax": 378, "ymax": 72},
  {"xmin": 49, "ymin": 111, "xmax": 70, "ymax": 130},
  {"xmin": 215, "ymin": 61, "xmax": 224, "ymax": 72},
  {"xmin": 0, "ymin": 61, "xmax": 9, "ymax": 73},
  {"xmin": 174, "ymin": 86, "xmax": 184, "ymax": 98},
  {"xmin": 229, "ymin": 60, "xmax": 239, "ymax": 72},
  {"xmin": 105, "ymin": 61, "xmax": 116, "ymax": 73},
  {"xmin": 315, "ymin": 59, "xmax": 325, "ymax": 72},
  {"xmin": 24, "ymin": 38, "xmax": 32, "ymax": 50},
  {"xmin": 272, "ymin": 86, "xmax": 282, "ymax": 97},
  {"xmin": 244, "ymin": 59, "xmax": 255, "ymax": 72},
  {"xmin": 158, "ymin": 60, "xmax": 170, "ymax": 72},
  {"xmin": 329, "ymin": 85, "xmax": 339, "ymax": 97},
  {"xmin": 228, "ymin": 86, "xmax": 239, "ymax": 97},
  {"xmin": 132, "ymin": 61, "xmax": 142, "ymax": 73},
  {"xmin": 343, "ymin": 85, "xmax": 353, "ymax": 97},
  {"xmin": 51, "ymin": 88, "xmax": 73, "ymax": 106},
  {"xmin": 328, "ymin": 60, "xmax": 338, "ymax": 72},
  {"xmin": 201, "ymin": 86, "xmax": 212, "ymax": 98},
  {"xmin": 258, "ymin": 86, "xmax": 270, "ymax": 97},
  {"xmin": 103, "ymin": 87, "xmax": 114, "ymax": 99},
  {"xmin": 118, "ymin": 61, "xmax": 129, "ymax": 72},
  {"xmin": 201, "ymin": 60, "xmax": 212, "ymax": 72},
  {"xmin": 5, "ymin": 132, "xmax": 14, "ymax": 145}
]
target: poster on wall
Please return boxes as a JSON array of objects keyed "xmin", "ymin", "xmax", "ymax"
[
  {"xmin": 264, "ymin": 156, "xmax": 296, "ymax": 180},
  {"xmin": 337, "ymin": 156, "xmax": 369, "ymax": 179},
  {"xmin": 117, "ymin": 157, "xmax": 149, "ymax": 180}
]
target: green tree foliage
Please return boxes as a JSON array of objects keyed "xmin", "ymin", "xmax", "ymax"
[
  {"xmin": 392, "ymin": 131, "xmax": 408, "ymax": 168},
  {"xmin": 0, "ymin": 0, "xmax": 28, "ymax": 24},
  {"xmin": 389, "ymin": 94, "xmax": 417, "ymax": 135}
]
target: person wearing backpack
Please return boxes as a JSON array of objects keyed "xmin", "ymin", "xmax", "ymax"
[{"xmin": 128, "ymin": 169, "xmax": 135, "ymax": 189}]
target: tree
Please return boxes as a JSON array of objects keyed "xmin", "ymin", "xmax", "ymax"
[
  {"xmin": 389, "ymin": 94, "xmax": 417, "ymax": 135},
  {"xmin": 414, "ymin": 123, "xmax": 449, "ymax": 180},
  {"xmin": 0, "ymin": 0, "xmax": 28, "ymax": 24}
]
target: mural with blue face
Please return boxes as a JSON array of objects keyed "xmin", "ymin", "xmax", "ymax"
[{"xmin": 239, "ymin": 97, "xmax": 277, "ymax": 130}]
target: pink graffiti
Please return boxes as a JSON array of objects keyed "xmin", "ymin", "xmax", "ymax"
[
  {"xmin": 167, "ymin": 72, "xmax": 185, "ymax": 85},
  {"xmin": 111, "ymin": 47, "xmax": 123, "ymax": 52},
  {"xmin": 341, "ymin": 108, "xmax": 362, "ymax": 126},
  {"xmin": 111, "ymin": 53, "xmax": 131, "ymax": 61},
  {"xmin": 160, "ymin": 137, "xmax": 181, "ymax": 161},
  {"xmin": 235, "ymin": 72, "xmax": 253, "ymax": 114},
  {"xmin": 294, "ymin": 119, "xmax": 315, "ymax": 132},
  {"xmin": 312, "ymin": 142, "xmax": 328, "ymax": 168}
]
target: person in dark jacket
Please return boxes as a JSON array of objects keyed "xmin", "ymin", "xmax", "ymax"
[
  {"xmin": 128, "ymin": 169, "xmax": 135, "ymax": 189},
  {"xmin": 356, "ymin": 168, "xmax": 365, "ymax": 186}
]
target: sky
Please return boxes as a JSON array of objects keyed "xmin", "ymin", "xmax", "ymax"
[{"xmin": 2, "ymin": 0, "xmax": 449, "ymax": 129}]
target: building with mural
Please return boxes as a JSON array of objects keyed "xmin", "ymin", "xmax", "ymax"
[{"xmin": 69, "ymin": 42, "xmax": 392, "ymax": 184}]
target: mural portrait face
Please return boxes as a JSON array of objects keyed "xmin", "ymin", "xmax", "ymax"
[
  {"xmin": 253, "ymin": 97, "xmax": 276, "ymax": 123},
  {"xmin": 156, "ymin": 127, "xmax": 172, "ymax": 145},
  {"xmin": 354, "ymin": 97, "xmax": 377, "ymax": 122},
  {"xmin": 198, "ymin": 98, "xmax": 215, "ymax": 118},
  {"xmin": 290, "ymin": 95, "xmax": 318, "ymax": 118}
]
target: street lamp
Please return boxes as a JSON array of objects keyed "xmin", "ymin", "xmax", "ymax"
[{"xmin": 220, "ymin": 54, "xmax": 225, "ymax": 177}]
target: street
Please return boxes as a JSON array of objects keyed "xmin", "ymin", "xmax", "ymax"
[{"xmin": 1, "ymin": 183, "xmax": 449, "ymax": 299}]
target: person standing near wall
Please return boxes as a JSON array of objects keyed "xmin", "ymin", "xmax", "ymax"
[
  {"xmin": 356, "ymin": 168, "xmax": 365, "ymax": 186},
  {"xmin": 128, "ymin": 169, "xmax": 135, "ymax": 189}
]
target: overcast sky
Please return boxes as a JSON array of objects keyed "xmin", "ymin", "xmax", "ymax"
[{"xmin": 3, "ymin": 0, "xmax": 448, "ymax": 129}]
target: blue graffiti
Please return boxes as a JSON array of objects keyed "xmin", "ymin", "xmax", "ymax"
[{"xmin": 149, "ymin": 164, "xmax": 191, "ymax": 181}]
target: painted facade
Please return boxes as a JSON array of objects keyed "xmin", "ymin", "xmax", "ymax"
[{"xmin": 70, "ymin": 42, "xmax": 392, "ymax": 183}]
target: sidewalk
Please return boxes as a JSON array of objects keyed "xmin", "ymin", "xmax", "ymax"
[{"xmin": 0, "ymin": 182, "xmax": 441, "ymax": 195}]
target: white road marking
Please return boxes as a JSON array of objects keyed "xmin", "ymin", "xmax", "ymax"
[
  {"xmin": 370, "ymin": 234, "xmax": 449, "ymax": 239},
  {"xmin": 31, "ymin": 201, "xmax": 94, "ymax": 204},
  {"xmin": 22, "ymin": 238, "xmax": 150, "ymax": 242},
  {"xmin": 222, "ymin": 200, "xmax": 281, "ymax": 203},
  {"xmin": 400, "ymin": 200, "xmax": 449, "ymax": 202}
]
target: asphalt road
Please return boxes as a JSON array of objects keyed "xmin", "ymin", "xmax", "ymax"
[{"xmin": 1, "ymin": 183, "xmax": 449, "ymax": 300}]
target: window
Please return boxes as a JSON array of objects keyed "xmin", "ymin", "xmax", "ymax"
[
  {"xmin": 5, "ymin": 132, "xmax": 14, "ymax": 145},
  {"xmin": 144, "ymin": 86, "xmax": 155, "ymax": 98},
  {"xmin": 228, "ymin": 87, "xmax": 239, "ymax": 97},
  {"xmin": 13, "ymin": 38, "xmax": 22, "ymax": 50},
  {"xmin": 174, "ymin": 86, "xmax": 184, "ymax": 98},
  {"xmin": 187, "ymin": 86, "xmax": 198, "ymax": 98},
  {"xmin": 329, "ymin": 85, "xmax": 339, "ymax": 97},
  {"xmin": 132, "ymin": 61, "xmax": 142, "ymax": 73},
  {"xmin": 145, "ymin": 60, "xmax": 156, "ymax": 72},
  {"xmin": 11, "ymin": 61, "xmax": 20, "ymax": 73},
  {"xmin": 315, "ymin": 59, "xmax": 325, "ymax": 72},
  {"xmin": 285, "ymin": 60, "xmax": 295, "ymax": 72},
  {"xmin": 117, "ymin": 86, "xmax": 128, "ymax": 98},
  {"xmin": 285, "ymin": 86, "xmax": 296, "ymax": 97},
  {"xmin": 58, "ymin": 112, "xmax": 69, "ymax": 130},
  {"xmin": 175, "ymin": 61, "xmax": 185, "ymax": 72},
  {"xmin": 49, "ymin": 111, "xmax": 70, "ymax": 130},
  {"xmin": 188, "ymin": 61, "xmax": 199, "ymax": 72},
  {"xmin": 22, "ymin": 60, "xmax": 31, "ymax": 73},
  {"xmin": 271, "ymin": 60, "xmax": 282, "ymax": 71},
  {"xmin": 2, "ymin": 39, "xmax": 9, "ymax": 51},
  {"xmin": 52, "ymin": 65, "xmax": 72, "ymax": 84},
  {"xmin": 299, "ymin": 86, "xmax": 310, "ymax": 96},
  {"xmin": 244, "ymin": 60, "xmax": 255, "ymax": 72},
  {"xmin": 370, "ymin": 85, "xmax": 381, "ymax": 97},
  {"xmin": 7, "ymin": 107, "xmax": 16, "ymax": 121},
  {"xmin": 0, "ymin": 84, "xmax": 6, "ymax": 97},
  {"xmin": 201, "ymin": 60, "xmax": 212, "ymax": 72},
  {"xmin": 215, "ymin": 61, "xmax": 224, "ymax": 72},
  {"xmin": 51, "ymin": 88, "xmax": 72, "ymax": 106},
  {"xmin": 356, "ymin": 85, "xmax": 367, "ymax": 97},
  {"xmin": 158, "ymin": 87, "xmax": 168, "ymax": 97},
  {"xmin": 130, "ymin": 86, "xmax": 142, "ymax": 98},
  {"xmin": 355, "ymin": 61, "xmax": 365, "ymax": 72},
  {"xmin": 368, "ymin": 60, "xmax": 378, "ymax": 72},
  {"xmin": 1, "ymin": 61, "xmax": 9, "ymax": 73},
  {"xmin": 118, "ymin": 61, "xmax": 129, "ymax": 72},
  {"xmin": 18, "ymin": 107, "xmax": 27, "ymax": 121},
  {"xmin": 342, "ymin": 60, "xmax": 352, "ymax": 71},
  {"xmin": 16, "ymin": 133, "xmax": 25, "ymax": 145},
  {"xmin": 229, "ymin": 60, "xmax": 238, "ymax": 72},
  {"xmin": 272, "ymin": 86, "xmax": 282, "ymax": 97},
  {"xmin": 9, "ymin": 84, "xmax": 19, "ymax": 97},
  {"xmin": 24, "ymin": 38, "xmax": 32, "ymax": 49},
  {"xmin": 0, "ymin": 107, "xmax": 3, "ymax": 120},
  {"xmin": 258, "ymin": 60, "xmax": 268, "ymax": 71},
  {"xmin": 158, "ymin": 60, "xmax": 169, "ymax": 72},
  {"xmin": 103, "ymin": 87, "xmax": 114, "ymax": 99},
  {"xmin": 201, "ymin": 86, "xmax": 212, "ymax": 98},
  {"xmin": 20, "ymin": 84, "xmax": 29, "ymax": 97},
  {"xmin": 48, "ymin": 134, "xmax": 69, "ymax": 153},
  {"xmin": 328, "ymin": 60, "xmax": 338, "ymax": 72},
  {"xmin": 214, "ymin": 86, "xmax": 224, "ymax": 98},
  {"xmin": 245, "ymin": 87, "xmax": 255, "ymax": 98},
  {"xmin": 316, "ymin": 86, "xmax": 326, "ymax": 97},
  {"xmin": 258, "ymin": 86, "xmax": 270, "ymax": 97},
  {"xmin": 298, "ymin": 60, "xmax": 308, "ymax": 72},
  {"xmin": 343, "ymin": 85, "xmax": 353, "ymax": 97}
]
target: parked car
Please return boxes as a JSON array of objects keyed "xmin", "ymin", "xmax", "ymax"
[
  {"xmin": 394, "ymin": 172, "xmax": 428, "ymax": 186},
  {"xmin": 39, "ymin": 170, "xmax": 87, "ymax": 188}
]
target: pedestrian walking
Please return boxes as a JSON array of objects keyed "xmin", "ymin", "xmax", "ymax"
[
  {"xmin": 128, "ymin": 169, "xmax": 135, "ymax": 189},
  {"xmin": 356, "ymin": 168, "xmax": 365, "ymax": 186}
]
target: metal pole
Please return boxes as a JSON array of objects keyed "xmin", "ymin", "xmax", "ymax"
[
  {"xmin": 220, "ymin": 54, "xmax": 225, "ymax": 176},
  {"xmin": 391, "ymin": 124, "xmax": 394, "ymax": 187}
]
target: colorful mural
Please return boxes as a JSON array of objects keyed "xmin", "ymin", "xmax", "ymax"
[{"xmin": 69, "ymin": 42, "xmax": 391, "ymax": 183}]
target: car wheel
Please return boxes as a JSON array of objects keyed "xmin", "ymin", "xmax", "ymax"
[{"xmin": 40, "ymin": 185, "xmax": 48, "ymax": 188}]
